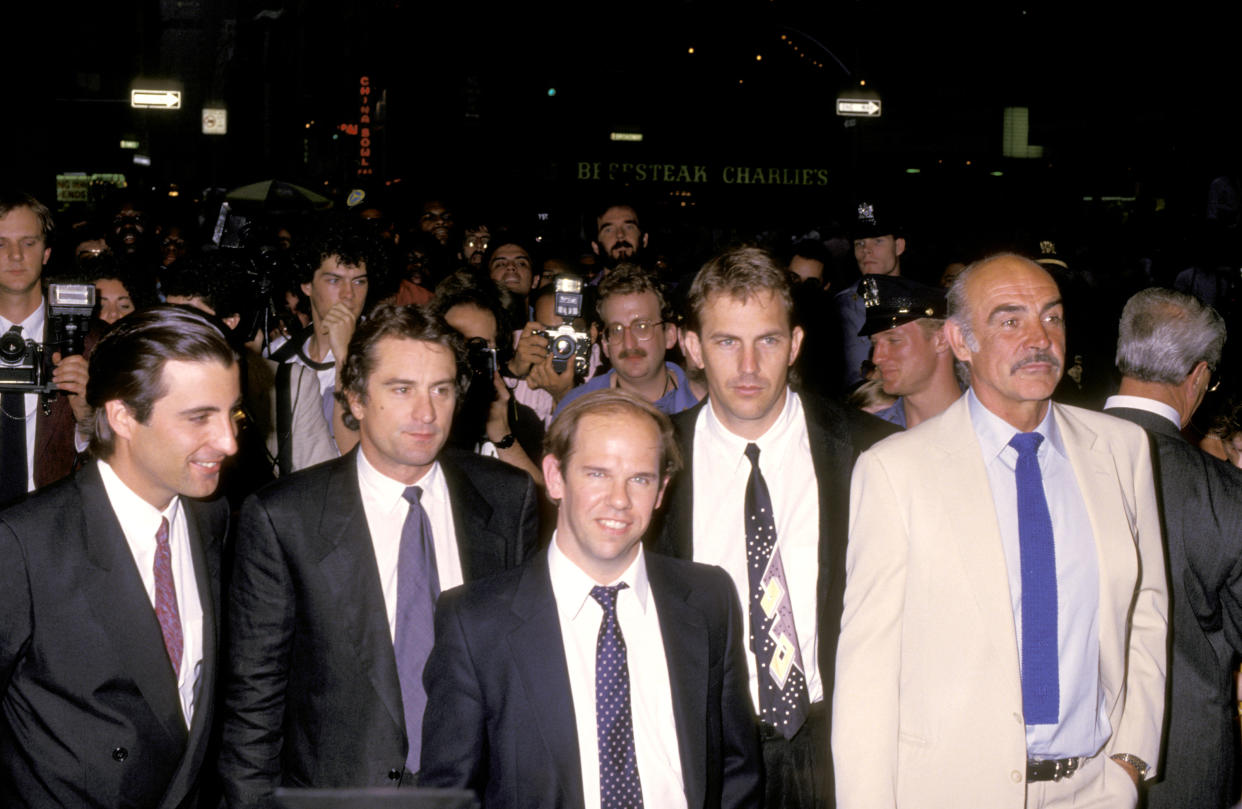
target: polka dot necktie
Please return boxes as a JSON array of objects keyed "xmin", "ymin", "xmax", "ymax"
[
  {"xmin": 1008, "ymin": 432, "xmax": 1060, "ymax": 725},
  {"xmin": 591, "ymin": 583, "xmax": 644, "ymax": 809},
  {"xmin": 744, "ymin": 442, "xmax": 809, "ymax": 739},
  {"xmin": 153, "ymin": 517, "xmax": 183, "ymax": 678},
  {"xmin": 394, "ymin": 485, "xmax": 440, "ymax": 772}
]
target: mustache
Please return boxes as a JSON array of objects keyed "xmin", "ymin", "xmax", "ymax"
[
  {"xmin": 1011, "ymin": 351, "xmax": 1061, "ymax": 374},
  {"xmin": 617, "ymin": 347, "xmax": 647, "ymax": 360},
  {"xmin": 610, "ymin": 240, "xmax": 634, "ymax": 254}
]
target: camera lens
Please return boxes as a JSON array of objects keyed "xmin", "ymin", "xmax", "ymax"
[{"xmin": 0, "ymin": 332, "xmax": 26, "ymax": 365}]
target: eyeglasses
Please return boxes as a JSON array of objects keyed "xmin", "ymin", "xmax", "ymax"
[{"xmin": 603, "ymin": 319, "xmax": 665, "ymax": 344}]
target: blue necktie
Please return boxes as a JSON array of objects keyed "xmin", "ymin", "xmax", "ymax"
[
  {"xmin": 591, "ymin": 583, "xmax": 644, "ymax": 809},
  {"xmin": 1009, "ymin": 432, "xmax": 1060, "ymax": 725},
  {"xmin": 744, "ymin": 443, "xmax": 810, "ymax": 739},
  {"xmin": 394, "ymin": 485, "xmax": 440, "ymax": 772}
]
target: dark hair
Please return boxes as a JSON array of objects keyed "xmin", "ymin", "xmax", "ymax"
[
  {"xmin": 481, "ymin": 231, "xmax": 536, "ymax": 270},
  {"xmin": 595, "ymin": 262, "xmax": 673, "ymax": 324},
  {"xmin": 79, "ymin": 254, "xmax": 158, "ymax": 311},
  {"xmin": 86, "ymin": 306, "xmax": 237, "ymax": 458},
  {"xmin": 297, "ymin": 218, "xmax": 387, "ymax": 286},
  {"xmin": 335, "ymin": 302, "xmax": 467, "ymax": 430},
  {"xmin": 685, "ymin": 246, "xmax": 794, "ymax": 333},
  {"xmin": 591, "ymin": 200, "xmax": 644, "ymax": 236},
  {"xmin": 790, "ymin": 239, "xmax": 828, "ymax": 265},
  {"xmin": 544, "ymin": 388, "xmax": 681, "ymax": 481},
  {"xmin": 161, "ymin": 253, "xmax": 249, "ymax": 317},
  {"xmin": 0, "ymin": 189, "xmax": 54, "ymax": 241}
]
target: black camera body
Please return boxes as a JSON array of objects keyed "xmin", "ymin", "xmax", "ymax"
[
  {"xmin": 0, "ymin": 284, "xmax": 96, "ymax": 395},
  {"xmin": 534, "ymin": 275, "xmax": 590, "ymax": 379}
]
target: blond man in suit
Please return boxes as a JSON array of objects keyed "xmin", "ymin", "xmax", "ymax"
[{"xmin": 834, "ymin": 254, "xmax": 1166, "ymax": 808}]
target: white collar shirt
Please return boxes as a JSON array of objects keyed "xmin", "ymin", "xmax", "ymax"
[
  {"xmin": 97, "ymin": 459, "xmax": 203, "ymax": 728},
  {"xmin": 691, "ymin": 388, "xmax": 823, "ymax": 707},
  {"xmin": 356, "ymin": 447, "xmax": 463, "ymax": 640},
  {"xmin": 548, "ymin": 537, "xmax": 686, "ymax": 809},
  {"xmin": 1102, "ymin": 394, "xmax": 1180, "ymax": 429},
  {"xmin": 0, "ymin": 303, "xmax": 45, "ymax": 492}
]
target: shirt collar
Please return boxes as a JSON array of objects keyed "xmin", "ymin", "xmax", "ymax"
[
  {"xmin": 0, "ymin": 295, "xmax": 45, "ymax": 337},
  {"xmin": 355, "ymin": 445, "xmax": 442, "ymax": 511},
  {"xmin": 1103, "ymin": 394, "xmax": 1180, "ymax": 428},
  {"xmin": 703, "ymin": 386, "xmax": 801, "ymax": 461},
  {"xmin": 96, "ymin": 458, "xmax": 182, "ymax": 539},
  {"xmin": 967, "ymin": 388, "xmax": 1067, "ymax": 465},
  {"xmin": 547, "ymin": 531, "xmax": 651, "ymax": 622}
]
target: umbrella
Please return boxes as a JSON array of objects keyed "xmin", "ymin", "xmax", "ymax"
[{"xmin": 225, "ymin": 180, "xmax": 333, "ymax": 213}]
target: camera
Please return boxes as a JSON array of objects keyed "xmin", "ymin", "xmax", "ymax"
[
  {"xmin": 465, "ymin": 337, "xmax": 499, "ymax": 381},
  {"xmin": 534, "ymin": 275, "xmax": 591, "ymax": 379},
  {"xmin": 0, "ymin": 284, "xmax": 96, "ymax": 395}
]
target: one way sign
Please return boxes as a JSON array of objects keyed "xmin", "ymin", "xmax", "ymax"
[
  {"xmin": 836, "ymin": 98, "xmax": 881, "ymax": 118},
  {"xmin": 131, "ymin": 90, "xmax": 182, "ymax": 110}
]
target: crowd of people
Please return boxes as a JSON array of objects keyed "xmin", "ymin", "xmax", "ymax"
[{"xmin": 2, "ymin": 181, "xmax": 1242, "ymax": 809}]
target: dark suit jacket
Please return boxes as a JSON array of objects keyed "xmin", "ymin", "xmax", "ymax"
[
  {"xmin": 419, "ymin": 549, "xmax": 762, "ymax": 809},
  {"xmin": 0, "ymin": 462, "xmax": 228, "ymax": 809},
  {"xmin": 648, "ymin": 393, "xmax": 896, "ymax": 801},
  {"xmin": 1106, "ymin": 405, "xmax": 1242, "ymax": 808},
  {"xmin": 218, "ymin": 447, "xmax": 539, "ymax": 808}
]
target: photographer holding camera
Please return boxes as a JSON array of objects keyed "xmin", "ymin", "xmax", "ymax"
[{"xmin": 0, "ymin": 190, "xmax": 95, "ymax": 505}]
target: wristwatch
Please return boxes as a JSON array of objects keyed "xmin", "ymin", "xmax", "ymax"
[{"xmin": 492, "ymin": 433, "xmax": 517, "ymax": 449}]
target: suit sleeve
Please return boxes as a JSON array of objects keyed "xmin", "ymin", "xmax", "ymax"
[
  {"xmin": 290, "ymin": 365, "xmax": 338, "ymax": 472},
  {"xmin": 832, "ymin": 449, "xmax": 907, "ymax": 809},
  {"xmin": 218, "ymin": 494, "xmax": 297, "ymax": 809},
  {"xmin": 0, "ymin": 521, "xmax": 31, "ymax": 695},
  {"xmin": 516, "ymin": 474, "xmax": 540, "ymax": 564},
  {"xmin": 1109, "ymin": 435, "xmax": 1168, "ymax": 776},
  {"xmin": 418, "ymin": 587, "xmax": 488, "ymax": 794},
  {"xmin": 716, "ymin": 569, "xmax": 763, "ymax": 809}
]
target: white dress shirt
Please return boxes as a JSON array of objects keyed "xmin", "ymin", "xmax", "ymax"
[
  {"xmin": 356, "ymin": 447, "xmax": 463, "ymax": 640},
  {"xmin": 1, "ymin": 305, "xmax": 45, "ymax": 492},
  {"xmin": 691, "ymin": 388, "xmax": 823, "ymax": 707},
  {"xmin": 967, "ymin": 390, "xmax": 1110, "ymax": 758},
  {"xmin": 1103, "ymin": 394, "xmax": 1180, "ymax": 429},
  {"xmin": 97, "ymin": 459, "xmax": 203, "ymax": 728},
  {"xmin": 547, "ymin": 537, "xmax": 687, "ymax": 809}
]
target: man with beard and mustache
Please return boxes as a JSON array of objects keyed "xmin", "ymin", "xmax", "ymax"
[
  {"xmin": 591, "ymin": 202, "xmax": 648, "ymax": 277},
  {"xmin": 555, "ymin": 263, "xmax": 698, "ymax": 417},
  {"xmin": 835, "ymin": 254, "xmax": 1167, "ymax": 809}
]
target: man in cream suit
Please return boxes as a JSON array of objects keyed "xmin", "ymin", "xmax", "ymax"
[{"xmin": 833, "ymin": 254, "xmax": 1167, "ymax": 809}]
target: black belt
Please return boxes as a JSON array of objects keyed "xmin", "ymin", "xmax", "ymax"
[{"xmin": 1026, "ymin": 757, "xmax": 1081, "ymax": 782}]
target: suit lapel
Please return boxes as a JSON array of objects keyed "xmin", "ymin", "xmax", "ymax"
[
  {"xmin": 655, "ymin": 404, "xmax": 702, "ymax": 558},
  {"xmin": 647, "ymin": 556, "xmax": 708, "ymax": 809},
  {"xmin": 439, "ymin": 452, "xmax": 500, "ymax": 582},
  {"xmin": 310, "ymin": 453, "xmax": 407, "ymax": 740},
  {"xmin": 507, "ymin": 558, "xmax": 585, "ymax": 808},
  {"xmin": 78, "ymin": 465, "xmax": 188, "ymax": 749}
]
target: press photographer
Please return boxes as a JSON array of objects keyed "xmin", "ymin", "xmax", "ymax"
[{"xmin": 0, "ymin": 190, "xmax": 98, "ymax": 505}]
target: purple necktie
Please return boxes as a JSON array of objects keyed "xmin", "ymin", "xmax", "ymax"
[
  {"xmin": 154, "ymin": 517, "xmax": 183, "ymax": 678},
  {"xmin": 394, "ymin": 485, "xmax": 439, "ymax": 772}
]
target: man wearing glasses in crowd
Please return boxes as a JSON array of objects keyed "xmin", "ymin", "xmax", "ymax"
[{"xmin": 555, "ymin": 263, "xmax": 699, "ymax": 417}]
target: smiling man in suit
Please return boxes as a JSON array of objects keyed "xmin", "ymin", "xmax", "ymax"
[
  {"xmin": 0, "ymin": 306, "xmax": 240, "ymax": 808},
  {"xmin": 835, "ymin": 254, "xmax": 1166, "ymax": 808},
  {"xmin": 651, "ymin": 246, "xmax": 895, "ymax": 809},
  {"xmin": 420, "ymin": 389, "xmax": 761, "ymax": 809},
  {"xmin": 218, "ymin": 303, "xmax": 539, "ymax": 808},
  {"xmin": 1104, "ymin": 287, "xmax": 1242, "ymax": 809}
]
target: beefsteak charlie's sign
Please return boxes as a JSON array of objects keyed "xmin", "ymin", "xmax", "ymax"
[{"xmin": 576, "ymin": 161, "xmax": 828, "ymax": 186}]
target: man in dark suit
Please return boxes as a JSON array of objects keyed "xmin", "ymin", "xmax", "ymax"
[
  {"xmin": 219, "ymin": 303, "xmax": 539, "ymax": 808},
  {"xmin": 420, "ymin": 389, "xmax": 762, "ymax": 808},
  {"xmin": 0, "ymin": 306, "xmax": 240, "ymax": 808},
  {"xmin": 650, "ymin": 247, "xmax": 895, "ymax": 809},
  {"xmin": 1104, "ymin": 287, "xmax": 1242, "ymax": 808}
]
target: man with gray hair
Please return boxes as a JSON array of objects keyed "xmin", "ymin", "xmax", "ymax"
[
  {"xmin": 836, "ymin": 253, "xmax": 1166, "ymax": 808},
  {"xmin": 1104, "ymin": 287, "xmax": 1242, "ymax": 809}
]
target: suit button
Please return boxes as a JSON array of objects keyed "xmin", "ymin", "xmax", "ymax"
[
  {"xmin": 112, "ymin": 747, "xmax": 128, "ymax": 762},
  {"xmin": 388, "ymin": 768, "xmax": 402, "ymax": 781},
  {"xmin": 1010, "ymin": 769, "xmax": 1022, "ymax": 783}
]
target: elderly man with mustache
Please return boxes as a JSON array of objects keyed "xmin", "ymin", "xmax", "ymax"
[
  {"xmin": 834, "ymin": 253, "xmax": 1167, "ymax": 809},
  {"xmin": 554, "ymin": 263, "xmax": 699, "ymax": 418}
]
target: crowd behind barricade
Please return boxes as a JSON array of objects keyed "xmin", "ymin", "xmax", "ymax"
[{"xmin": 3, "ymin": 181, "xmax": 1242, "ymax": 809}]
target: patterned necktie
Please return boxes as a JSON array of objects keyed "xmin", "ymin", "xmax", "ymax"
[
  {"xmin": 1008, "ymin": 432, "xmax": 1060, "ymax": 725},
  {"xmin": 394, "ymin": 485, "xmax": 440, "ymax": 772},
  {"xmin": 153, "ymin": 517, "xmax": 183, "ymax": 678},
  {"xmin": 744, "ymin": 442, "xmax": 810, "ymax": 739},
  {"xmin": 591, "ymin": 583, "xmax": 644, "ymax": 809},
  {"xmin": 1, "ymin": 326, "xmax": 29, "ymax": 503}
]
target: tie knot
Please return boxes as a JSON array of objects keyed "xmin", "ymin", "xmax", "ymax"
[
  {"xmin": 156, "ymin": 516, "xmax": 170, "ymax": 547},
  {"xmin": 590, "ymin": 582, "xmax": 628, "ymax": 614},
  {"xmin": 402, "ymin": 485, "xmax": 424, "ymax": 506},
  {"xmin": 1008, "ymin": 432, "xmax": 1044, "ymax": 457},
  {"xmin": 744, "ymin": 442, "xmax": 761, "ymax": 467}
]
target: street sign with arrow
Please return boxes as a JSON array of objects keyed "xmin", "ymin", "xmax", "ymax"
[{"xmin": 130, "ymin": 90, "xmax": 182, "ymax": 110}]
